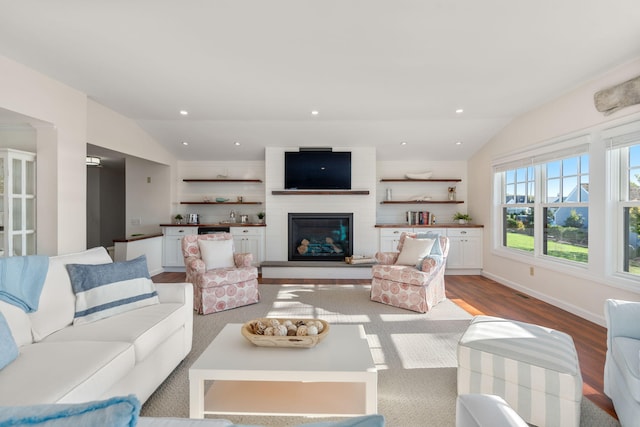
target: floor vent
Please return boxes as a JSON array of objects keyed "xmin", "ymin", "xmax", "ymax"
[{"xmin": 515, "ymin": 293, "xmax": 530, "ymax": 299}]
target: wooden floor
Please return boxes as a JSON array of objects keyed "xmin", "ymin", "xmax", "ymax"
[{"xmin": 152, "ymin": 271, "xmax": 617, "ymax": 420}]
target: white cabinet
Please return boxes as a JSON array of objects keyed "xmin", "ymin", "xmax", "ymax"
[
  {"xmin": 1, "ymin": 149, "xmax": 36, "ymax": 257},
  {"xmin": 162, "ymin": 226, "xmax": 198, "ymax": 269},
  {"xmin": 379, "ymin": 228, "xmax": 414, "ymax": 252},
  {"xmin": 378, "ymin": 226, "xmax": 482, "ymax": 274},
  {"xmin": 231, "ymin": 226, "xmax": 264, "ymax": 265},
  {"xmin": 445, "ymin": 228, "xmax": 483, "ymax": 272}
]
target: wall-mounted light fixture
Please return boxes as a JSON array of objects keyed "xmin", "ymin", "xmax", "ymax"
[{"xmin": 86, "ymin": 156, "xmax": 101, "ymax": 166}]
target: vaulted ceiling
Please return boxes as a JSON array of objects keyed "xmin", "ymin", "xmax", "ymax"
[{"xmin": 1, "ymin": 1, "xmax": 639, "ymax": 161}]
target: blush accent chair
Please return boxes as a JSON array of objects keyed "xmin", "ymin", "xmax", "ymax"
[
  {"xmin": 182, "ymin": 233, "xmax": 259, "ymax": 314},
  {"xmin": 370, "ymin": 232, "xmax": 449, "ymax": 313},
  {"xmin": 604, "ymin": 299, "xmax": 640, "ymax": 426}
]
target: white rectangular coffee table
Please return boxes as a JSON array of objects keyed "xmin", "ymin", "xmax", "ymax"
[{"xmin": 189, "ymin": 323, "xmax": 377, "ymax": 418}]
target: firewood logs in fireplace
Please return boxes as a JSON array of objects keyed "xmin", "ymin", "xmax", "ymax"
[
  {"xmin": 296, "ymin": 237, "xmax": 345, "ymax": 255},
  {"xmin": 325, "ymin": 237, "xmax": 343, "ymax": 254},
  {"xmin": 297, "ymin": 238, "xmax": 310, "ymax": 254},
  {"xmin": 594, "ymin": 74, "xmax": 640, "ymax": 115}
]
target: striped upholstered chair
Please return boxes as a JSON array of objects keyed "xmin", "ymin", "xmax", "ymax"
[
  {"xmin": 181, "ymin": 233, "xmax": 259, "ymax": 314},
  {"xmin": 457, "ymin": 315, "xmax": 583, "ymax": 427},
  {"xmin": 370, "ymin": 231, "xmax": 449, "ymax": 313}
]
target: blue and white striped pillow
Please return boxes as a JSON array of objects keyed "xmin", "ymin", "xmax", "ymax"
[{"xmin": 66, "ymin": 255, "xmax": 159, "ymax": 325}]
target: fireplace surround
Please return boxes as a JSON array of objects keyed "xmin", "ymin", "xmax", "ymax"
[{"xmin": 288, "ymin": 213, "xmax": 353, "ymax": 261}]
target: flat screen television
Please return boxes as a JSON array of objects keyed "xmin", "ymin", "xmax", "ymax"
[{"xmin": 284, "ymin": 150, "xmax": 351, "ymax": 190}]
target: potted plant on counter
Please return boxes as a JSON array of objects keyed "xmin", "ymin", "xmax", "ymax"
[
  {"xmin": 174, "ymin": 214, "xmax": 184, "ymax": 224},
  {"xmin": 257, "ymin": 211, "xmax": 265, "ymax": 224},
  {"xmin": 453, "ymin": 212, "xmax": 472, "ymax": 224}
]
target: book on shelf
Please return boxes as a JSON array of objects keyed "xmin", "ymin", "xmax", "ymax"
[{"xmin": 406, "ymin": 210, "xmax": 435, "ymax": 225}]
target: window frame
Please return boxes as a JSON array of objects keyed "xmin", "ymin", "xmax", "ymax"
[
  {"xmin": 605, "ymin": 124, "xmax": 640, "ymax": 279},
  {"xmin": 492, "ymin": 135, "xmax": 591, "ymax": 268}
]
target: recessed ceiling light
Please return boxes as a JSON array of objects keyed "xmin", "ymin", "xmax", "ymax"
[
  {"xmin": 182, "ymin": 141, "xmax": 189, "ymax": 146},
  {"xmin": 456, "ymin": 141, "xmax": 463, "ymax": 145},
  {"xmin": 234, "ymin": 141, "xmax": 241, "ymax": 146},
  {"xmin": 311, "ymin": 110, "xmax": 319, "ymax": 116},
  {"xmin": 400, "ymin": 141, "xmax": 407, "ymax": 146},
  {"xmin": 179, "ymin": 110, "xmax": 188, "ymax": 116},
  {"xmin": 455, "ymin": 109, "xmax": 464, "ymax": 114}
]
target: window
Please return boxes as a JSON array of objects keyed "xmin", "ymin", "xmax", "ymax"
[
  {"xmin": 616, "ymin": 142, "xmax": 640, "ymax": 276},
  {"xmin": 494, "ymin": 138, "xmax": 590, "ymax": 266},
  {"xmin": 501, "ymin": 167, "xmax": 534, "ymax": 252},
  {"xmin": 604, "ymin": 121, "xmax": 640, "ymax": 279},
  {"xmin": 542, "ymin": 155, "xmax": 589, "ymax": 263}
]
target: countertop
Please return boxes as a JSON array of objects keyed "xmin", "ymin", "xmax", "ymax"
[
  {"xmin": 113, "ymin": 233, "xmax": 164, "ymax": 243},
  {"xmin": 159, "ymin": 223, "xmax": 266, "ymax": 227},
  {"xmin": 375, "ymin": 223, "xmax": 483, "ymax": 228}
]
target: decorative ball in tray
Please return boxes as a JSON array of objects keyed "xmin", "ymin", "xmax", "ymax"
[{"xmin": 241, "ymin": 318, "xmax": 330, "ymax": 348}]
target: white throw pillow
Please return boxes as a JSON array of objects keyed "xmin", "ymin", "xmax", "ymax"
[
  {"xmin": 395, "ymin": 237, "xmax": 435, "ymax": 266},
  {"xmin": 29, "ymin": 247, "xmax": 113, "ymax": 341},
  {"xmin": 198, "ymin": 239, "xmax": 235, "ymax": 270}
]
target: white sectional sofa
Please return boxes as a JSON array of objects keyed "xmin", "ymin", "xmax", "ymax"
[{"xmin": 0, "ymin": 247, "xmax": 193, "ymax": 406}]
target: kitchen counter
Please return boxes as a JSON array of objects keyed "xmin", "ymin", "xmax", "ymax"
[
  {"xmin": 159, "ymin": 223, "xmax": 266, "ymax": 227},
  {"xmin": 375, "ymin": 223, "xmax": 483, "ymax": 228},
  {"xmin": 113, "ymin": 233, "xmax": 163, "ymax": 243}
]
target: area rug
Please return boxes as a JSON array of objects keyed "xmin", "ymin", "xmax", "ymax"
[{"xmin": 141, "ymin": 284, "xmax": 619, "ymax": 426}]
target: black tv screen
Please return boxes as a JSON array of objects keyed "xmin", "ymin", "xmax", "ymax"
[{"xmin": 284, "ymin": 150, "xmax": 351, "ymax": 190}]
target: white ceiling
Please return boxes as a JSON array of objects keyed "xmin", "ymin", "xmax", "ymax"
[{"xmin": 1, "ymin": 1, "xmax": 639, "ymax": 162}]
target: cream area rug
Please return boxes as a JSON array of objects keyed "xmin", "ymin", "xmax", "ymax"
[{"xmin": 141, "ymin": 284, "xmax": 619, "ymax": 427}]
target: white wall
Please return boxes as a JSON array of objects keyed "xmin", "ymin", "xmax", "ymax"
[
  {"xmin": 468, "ymin": 57, "xmax": 640, "ymax": 325},
  {"xmin": 264, "ymin": 147, "xmax": 378, "ymax": 260},
  {"xmin": 0, "ymin": 54, "xmax": 177, "ymax": 255},
  {"xmin": 0, "ymin": 55, "xmax": 87, "ymax": 255},
  {"xmin": 125, "ymin": 156, "xmax": 171, "ymax": 236},
  {"xmin": 376, "ymin": 160, "xmax": 468, "ymax": 225},
  {"xmin": 175, "ymin": 160, "xmax": 265, "ymax": 224}
]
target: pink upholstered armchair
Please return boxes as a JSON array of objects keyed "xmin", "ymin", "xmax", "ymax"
[
  {"xmin": 370, "ymin": 232, "xmax": 449, "ymax": 313},
  {"xmin": 182, "ymin": 233, "xmax": 259, "ymax": 314}
]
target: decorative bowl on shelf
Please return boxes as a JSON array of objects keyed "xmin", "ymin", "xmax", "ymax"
[
  {"xmin": 215, "ymin": 197, "xmax": 229, "ymax": 202},
  {"xmin": 241, "ymin": 318, "xmax": 330, "ymax": 348},
  {"xmin": 405, "ymin": 171, "xmax": 433, "ymax": 180}
]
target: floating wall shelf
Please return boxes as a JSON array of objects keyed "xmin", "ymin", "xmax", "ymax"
[
  {"xmin": 380, "ymin": 200, "xmax": 464, "ymax": 204},
  {"xmin": 379, "ymin": 178, "xmax": 462, "ymax": 182},
  {"xmin": 180, "ymin": 201, "xmax": 262, "ymax": 205},
  {"xmin": 183, "ymin": 179, "xmax": 263, "ymax": 183}
]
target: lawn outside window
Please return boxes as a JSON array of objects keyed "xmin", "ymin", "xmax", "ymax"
[{"xmin": 494, "ymin": 137, "xmax": 590, "ymax": 266}]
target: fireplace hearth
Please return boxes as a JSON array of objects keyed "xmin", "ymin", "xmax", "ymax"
[{"xmin": 288, "ymin": 213, "xmax": 353, "ymax": 261}]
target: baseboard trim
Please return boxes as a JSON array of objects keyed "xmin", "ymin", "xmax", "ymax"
[{"xmin": 481, "ymin": 270, "xmax": 605, "ymax": 326}]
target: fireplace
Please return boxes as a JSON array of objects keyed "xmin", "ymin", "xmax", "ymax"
[{"xmin": 288, "ymin": 213, "xmax": 353, "ymax": 261}]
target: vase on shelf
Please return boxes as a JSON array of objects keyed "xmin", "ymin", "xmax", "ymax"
[{"xmin": 448, "ymin": 186, "xmax": 456, "ymax": 201}]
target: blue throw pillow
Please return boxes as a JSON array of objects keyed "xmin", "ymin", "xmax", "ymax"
[
  {"xmin": 415, "ymin": 232, "xmax": 444, "ymax": 271},
  {"xmin": 0, "ymin": 312, "xmax": 19, "ymax": 370},
  {"xmin": 66, "ymin": 255, "xmax": 159, "ymax": 325},
  {"xmin": 416, "ymin": 232, "xmax": 443, "ymax": 256},
  {"xmin": 0, "ymin": 394, "xmax": 140, "ymax": 426}
]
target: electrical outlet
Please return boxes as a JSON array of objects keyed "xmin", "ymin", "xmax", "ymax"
[
  {"xmin": 529, "ymin": 266, "xmax": 534, "ymax": 276},
  {"xmin": 147, "ymin": 177, "xmax": 151, "ymax": 183}
]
